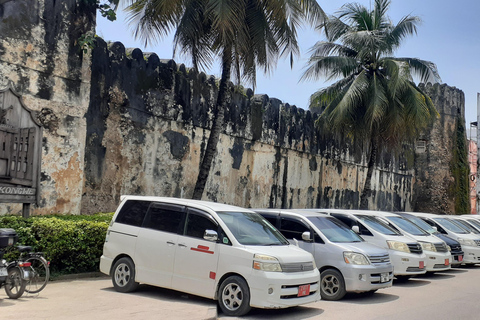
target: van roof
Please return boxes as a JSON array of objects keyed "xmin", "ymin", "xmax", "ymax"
[
  {"xmin": 119, "ymin": 195, "xmax": 253, "ymax": 212},
  {"xmin": 252, "ymin": 208, "xmax": 332, "ymax": 218}
]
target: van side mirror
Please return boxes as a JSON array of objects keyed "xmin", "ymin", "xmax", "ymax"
[
  {"xmin": 301, "ymin": 231, "xmax": 312, "ymax": 242},
  {"xmin": 204, "ymin": 229, "xmax": 218, "ymax": 242},
  {"xmin": 352, "ymin": 225, "xmax": 360, "ymax": 234},
  {"xmin": 432, "ymin": 226, "xmax": 438, "ymax": 231}
]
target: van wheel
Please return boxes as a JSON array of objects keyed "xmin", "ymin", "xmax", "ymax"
[
  {"xmin": 112, "ymin": 257, "xmax": 139, "ymax": 293},
  {"xmin": 218, "ymin": 276, "xmax": 251, "ymax": 316},
  {"xmin": 320, "ymin": 269, "xmax": 346, "ymax": 300}
]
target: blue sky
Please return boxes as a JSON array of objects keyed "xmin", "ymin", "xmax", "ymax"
[{"xmin": 96, "ymin": 0, "xmax": 480, "ymax": 130}]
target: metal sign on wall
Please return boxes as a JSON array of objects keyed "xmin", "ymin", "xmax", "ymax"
[{"xmin": 0, "ymin": 86, "xmax": 42, "ymax": 205}]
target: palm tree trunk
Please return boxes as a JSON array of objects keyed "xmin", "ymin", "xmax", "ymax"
[
  {"xmin": 192, "ymin": 47, "xmax": 232, "ymax": 200},
  {"xmin": 359, "ymin": 136, "xmax": 378, "ymax": 209}
]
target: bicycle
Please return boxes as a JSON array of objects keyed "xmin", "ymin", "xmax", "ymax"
[{"xmin": 17, "ymin": 246, "xmax": 50, "ymax": 294}]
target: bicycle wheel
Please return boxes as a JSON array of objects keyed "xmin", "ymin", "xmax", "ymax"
[
  {"xmin": 25, "ymin": 255, "xmax": 50, "ymax": 294},
  {"xmin": 5, "ymin": 266, "xmax": 26, "ymax": 299}
]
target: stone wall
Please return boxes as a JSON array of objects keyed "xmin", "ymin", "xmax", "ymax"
[
  {"xmin": 0, "ymin": 0, "xmax": 95, "ymax": 214},
  {"xmin": 81, "ymin": 39, "xmax": 413, "ymax": 214},
  {"xmin": 0, "ymin": 0, "xmax": 466, "ymax": 215},
  {"xmin": 413, "ymin": 83, "xmax": 469, "ymax": 214}
]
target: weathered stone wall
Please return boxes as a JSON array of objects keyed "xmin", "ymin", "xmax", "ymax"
[
  {"xmin": 0, "ymin": 1, "xmax": 466, "ymax": 215},
  {"xmin": 0, "ymin": 0, "xmax": 95, "ymax": 214},
  {"xmin": 413, "ymin": 83, "xmax": 469, "ymax": 214},
  {"xmin": 81, "ymin": 39, "xmax": 414, "ymax": 214}
]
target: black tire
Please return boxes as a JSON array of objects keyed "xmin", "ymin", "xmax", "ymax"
[
  {"xmin": 5, "ymin": 267, "xmax": 26, "ymax": 299},
  {"xmin": 218, "ymin": 276, "xmax": 251, "ymax": 316},
  {"xmin": 395, "ymin": 275, "xmax": 411, "ymax": 282},
  {"xmin": 25, "ymin": 256, "xmax": 50, "ymax": 294},
  {"xmin": 320, "ymin": 269, "xmax": 346, "ymax": 301},
  {"xmin": 112, "ymin": 257, "xmax": 139, "ymax": 293}
]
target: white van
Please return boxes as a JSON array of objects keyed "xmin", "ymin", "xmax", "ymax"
[
  {"xmin": 364, "ymin": 211, "xmax": 451, "ymax": 272},
  {"xmin": 100, "ymin": 196, "xmax": 320, "ymax": 316},
  {"xmin": 318, "ymin": 209, "xmax": 427, "ymax": 280},
  {"xmin": 253, "ymin": 209, "xmax": 393, "ymax": 301},
  {"xmin": 409, "ymin": 212, "xmax": 480, "ymax": 265}
]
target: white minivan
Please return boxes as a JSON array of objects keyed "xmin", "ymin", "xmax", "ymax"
[
  {"xmin": 253, "ymin": 209, "xmax": 393, "ymax": 301},
  {"xmin": 318, "ymin": 209, "xmax": 427, "ymax": 280},
  {"xmin": 409, "ymin": 212, "xmax": 480, "ymax": 265},
  {"xmin": 100, "ymin": 196, "xmax": 320, "ymax": 316},
  {"xmin": 364, "ymin": 211, "xmax": 451, "ymax": 272}
]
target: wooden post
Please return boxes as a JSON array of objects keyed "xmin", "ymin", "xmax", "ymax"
[{"xmin": 22, "ymin": 203, "xmax": 30, "ymax": 218}]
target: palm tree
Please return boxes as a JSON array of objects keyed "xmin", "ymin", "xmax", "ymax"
[
  {"xmin": 117, "ymin": 0, "xmax": 325, "ymax": 200},
  {"xmin": 301, "ymin": 0, "xmax": 441, "ymax": 209}
]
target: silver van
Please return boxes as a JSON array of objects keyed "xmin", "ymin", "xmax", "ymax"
[
  {"xmin": 253, "ymin": 209, "xmax": 393, "ymax": 300},
  {"xmin": 318, "ymin": 209, "xmax": 427, "ymax": 280}
]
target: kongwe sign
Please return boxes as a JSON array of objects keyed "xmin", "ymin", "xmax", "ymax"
[{"xmin": 0, "ymin": 87, "xmax": 42, "ymax": 213}]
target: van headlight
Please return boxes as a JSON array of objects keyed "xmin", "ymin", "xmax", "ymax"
[
  {"xmin": 387, "ymin": 241, "xmax": 410, "ymax": 253},
  {"xmin": 419, "ymin": 242, "xmax": 436, "ymax": 252},
  {"xmin": 458, "ymin": 238, "xmax": 476, "ymax": 247},
  {"xmin": 343, "ymin": 252, "xmax": 370, "ymax": 265},
  {"xmin": 253, "ymin": 254, "xmax": 282, "ymax": 272}
]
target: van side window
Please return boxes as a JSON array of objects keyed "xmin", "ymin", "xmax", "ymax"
[
  {"xmin": 280, "ymin": 217, "xmax": 310, "ymax": 240},
  {"xmin": 263, "ymin": 216, "xmax": 278, "ymax": 228},
  {"xmin": 143, "ymin": 203, "xmax": 185, "ymax": 234},
  {"xmin": 115, "ymin": 200, "xmax": 150, "ymax": 227},
  {"xmin": 331, "ymin": 214, "xmax": 373, "ymax": 236},
  {"xmin": 185, "ymin": 209, "xmax": 218, "ymax": 239}
]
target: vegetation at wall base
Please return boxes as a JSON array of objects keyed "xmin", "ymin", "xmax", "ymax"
[{"xmin": 0, "ymin": 213, "xmax": 113, "ymax": 276}]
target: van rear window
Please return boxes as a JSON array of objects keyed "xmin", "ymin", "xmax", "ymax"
[{"xmin": 116, "ymin": 200, "xmax": 150, "ymax": 227}]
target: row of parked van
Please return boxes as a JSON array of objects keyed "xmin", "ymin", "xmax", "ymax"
[{"xmin": 99, "ymin": 196, "xmax": 480, "ymax": 316}]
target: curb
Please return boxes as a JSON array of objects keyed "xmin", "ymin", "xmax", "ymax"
[{"xmin": 49, "ymin": 272, "xmax": 109, "ymax": 282}]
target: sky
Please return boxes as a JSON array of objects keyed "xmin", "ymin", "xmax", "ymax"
[{"xmin": 95, "ymin": 0, "xmax": 480, "ymax": 134}]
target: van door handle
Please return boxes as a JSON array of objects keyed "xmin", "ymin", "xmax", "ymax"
[
  {"xmin": 178, "ymin": 243, "xmax": 187, "ymax": 248},
  {"xmin": 167, "ymin": 241, "xmax": 175, "ymax": 245}
]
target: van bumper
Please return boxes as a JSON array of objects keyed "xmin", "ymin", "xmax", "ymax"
[
  {"xmin": 100, "ymin": 255, "xmax": 114, "ymax": 275},
  {"xmin": 247, "ymin": 269, "xmax": 321, "ymax": 309},
  {"xmin": 461, "ymin": 246, "xmax": 480, "ymax": 264},
  {"xmin": 389, "ymin": 251, "xmax": 427, "ymax": 276},
  {"xmin": 342, "ymin": 263, "xmax": 393, "ymax": 292},
  {"xmin": 425, "ymin": 251, "xmax": 451, "ymax": 271}
]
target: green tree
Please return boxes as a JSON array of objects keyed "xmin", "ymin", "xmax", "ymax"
[
  {"xmin": 117, "ymin": 0, "xmax": 325, "ymax": 199},
  {"xmin": 301, "ymin": 0, "xmax": 440, "ymax": 209}
]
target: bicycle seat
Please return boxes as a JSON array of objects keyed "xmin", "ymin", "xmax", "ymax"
[{"xmin": 17, "ymin": 246, "xmax": 32, "ymax": 252}]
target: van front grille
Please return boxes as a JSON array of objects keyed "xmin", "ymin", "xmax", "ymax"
[
  {"xmin": 369, "ymin": 254, "xmax": 390, "ymax": 264},
  {"xmin": 407, "ymin": 243, "xmax": 423, "ymax": 254},
  {"xmin": 434, "ymin": 243, "xmax": 448, "ymax": 253},
  {"xmin": 280, "ymin": 262, "xmax": 315, "ymax": 273}
]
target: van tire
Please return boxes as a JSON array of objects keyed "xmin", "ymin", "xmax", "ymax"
[
  {"xmin": 320, "ymin": 269, "xmax": 346, "ymax": 300},
  {"xmin": 112, "ymin": 257, "xmax": 139, "ymax": 293},
  {"xmin": 218, "ymin": 276, "xmax": 251, "ymax": 316}
]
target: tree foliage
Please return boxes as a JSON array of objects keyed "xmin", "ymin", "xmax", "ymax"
[{"xmin": 302, "ymin": 0, "xmax": 440, "ymax": 209}]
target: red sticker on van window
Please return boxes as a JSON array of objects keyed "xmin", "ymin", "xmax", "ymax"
[{"xmin": 191, "ymin": 245, "xmax": 214, "ymax": 254}]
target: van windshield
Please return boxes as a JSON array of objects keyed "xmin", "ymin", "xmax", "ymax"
[
  {"xmin": 307, "ymin": 216, "xmax": 363, "ymax": 243},
  {"xmin": 434, "ymin": 218, "xmax": 468, "ymax": 234},
  {"xmin": 355, "ymin": 215, "xmax": 401, "ymax": 235},
  {"xmin": 386, "ymin": 216, "xmax": 430, "ymax": 236},
  {"xmin": 403, "ymin": 215, "xmax": 437, "ymax": 234},
  {"xmin": 451, "ymin": 219, "xmax": 480, "ymax": 234},
  {"xmin": 217, "ymin": 211, "xmax": 289, "ymax": 246}
]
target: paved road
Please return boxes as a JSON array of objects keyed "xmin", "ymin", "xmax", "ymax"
[{"xmin": 2, "ymin": 266, "xmax": 480, "ymax": 319}]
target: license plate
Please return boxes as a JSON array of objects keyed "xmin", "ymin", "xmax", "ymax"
[
  {"xmin": 419, "ymin": 261, "xmax": 425, "ymax": 269},
  {"xmin": 298, "ymin": 284, "xmax": 310, "ymax": 297},
  {"xmin": 458, "ymin": 255, "xmax": 463, "ymax": 262},
  {"xmin": 23, "ymin": 270, "xmax": 30, "ymax": 280},
  {"xmin": 0, "ymin": 268, "xmax": 7, "ymax": 277},
  {"xmin": 380, "ymin": 272, "xmax": 389, "ymax": 283},
  {"xmin": 445, "ymin": 259, "xmax": 449, "ymax": 266}
]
